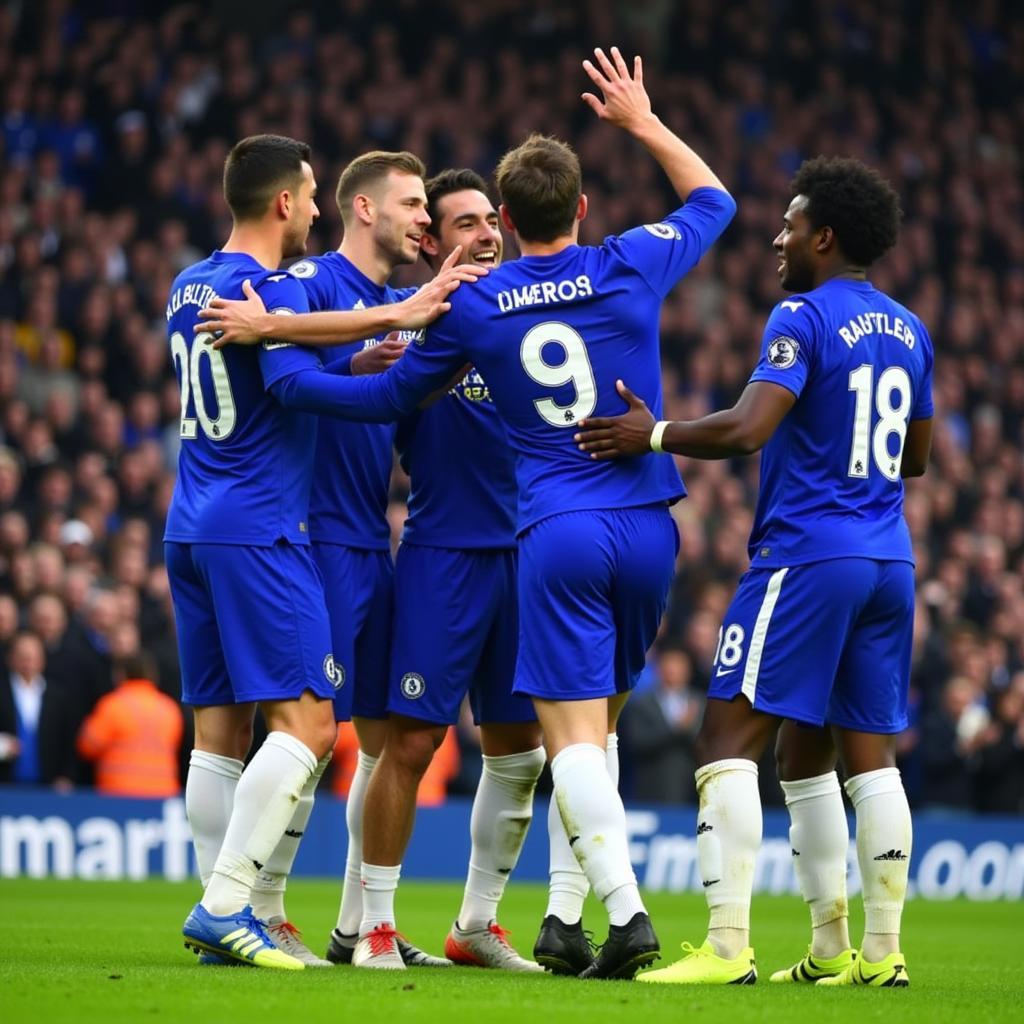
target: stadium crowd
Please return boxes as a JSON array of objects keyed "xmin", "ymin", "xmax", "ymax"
[{"xmin": 0, "ymin": 0, "xmax": 1022, "ymax": 812}]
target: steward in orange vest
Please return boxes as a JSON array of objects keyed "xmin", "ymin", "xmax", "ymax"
[{"xmin": 77, "ymin": 651, "xmax": 183, "ymax": 797}]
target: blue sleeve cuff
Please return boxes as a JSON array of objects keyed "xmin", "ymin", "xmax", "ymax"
[{"xmin": 325, "ymin": 353, "xmax": 354, "ymax": 377}]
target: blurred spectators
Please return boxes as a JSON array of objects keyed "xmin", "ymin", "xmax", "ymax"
[
  {"xmin": 0, "ymin": 630, "xmax": 77, "ymax": 787},
  {"xmin": 0, "ymin": 1, "xmax": 1021, "ymax": 811},
  {"xmin": 619, "ymin": 648, "xmax": 705, "ymax": 804}
]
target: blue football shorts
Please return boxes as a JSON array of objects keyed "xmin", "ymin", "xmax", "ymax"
[
  {"xmin": 388, "ymin": 544, "xmax": 535, "ymax": 726},
  {"xmin": 312, "ymin": 541, "xmax": 393, "ymax": 722},
  {"xmin": 707, "ymin": 557, "xmax": 915, "ymax": 733},
  {"xmin": 166, "ymin": 540, "xmax": 337, "ymax": 707},
  {"xmin": 514, "ymin": 505, "xmax": 679, "ymax": 701}
]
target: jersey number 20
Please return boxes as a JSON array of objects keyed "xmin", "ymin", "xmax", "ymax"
[
  {"xmin": 170, "ymin": 331, "xmax": 237, "ymax": 441},
  {"xmin": 520, "ymin": 322, "xmax": 597, "ymax": 427},
  {"xmin": 847, "ymin": 364, "xmax": 911, "ymax": 481}
]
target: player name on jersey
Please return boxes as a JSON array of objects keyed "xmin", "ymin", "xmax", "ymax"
[
  {"xmin": 165, "ymin": 283, "xmax": 218, "ymax": 319},
  {"xmin": 838, "ymin": 310, "xmax": 917, "ymax": 350},
  {"xmin": 496, "ymin": 274, "xmax": 593, "ymax": 312}
]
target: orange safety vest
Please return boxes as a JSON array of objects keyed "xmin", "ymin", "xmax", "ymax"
[{"xmin": 77, "ymin": 679, "xmax": 183, "ymax": 797}]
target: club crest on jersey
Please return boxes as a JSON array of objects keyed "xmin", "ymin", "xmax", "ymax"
[
  {"xmin": 643, "ymin": 222, "xmax": 682, "ymax": 241},
  {"xmin": 323, "ymin": 654, "xmax": 345, "ymax": 690},
  {"xmin": 767, "ymin": 335, "xmax": 799, "ymax": 369},
  {"xmin": 400, "ymin": 672, "xmax": 426, "ymax": 699},
  {"xmin": 289, "ymin": 260, "xmax": 317, "ymax": 278}
]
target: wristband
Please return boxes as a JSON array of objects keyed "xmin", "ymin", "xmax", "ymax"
[{"xmin": 650, "ymin": 421, "xmax": 670, "ymax": 454}]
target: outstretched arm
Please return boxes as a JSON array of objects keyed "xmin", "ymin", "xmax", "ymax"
[
  {"xmin": 196, "ymin": 248, "xmax": 487, "ymax": 348},
  {"xmin": 574, "ymin": 379, "xmax": 795, "ymax": 460},
  {"xmin": 270, "ymin": 334, "xmax": 469, "ymax": 424},
  {"xmin": 582, "ymin": 46, "xmax": 728, "ymax": 200}
]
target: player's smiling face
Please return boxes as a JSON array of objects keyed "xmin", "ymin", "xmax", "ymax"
[
  {"xmin": 374, "ymin": 171, "xmax": 430, "ymax": 267},
  {"xmin": 283, "ymin": 161, "xmax": 319, "ymax": 259},
  {"xmin": 424, "ymin": 189, "xmax": 503, "ymax": 269},
  {"xmin": 774, "ymin": 195, "xmax": 817, "ymax": 293}
]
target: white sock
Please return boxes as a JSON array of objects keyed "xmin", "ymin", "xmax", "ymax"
[
  {"xmin": 545, "ymin": 733, "xmax": 617, "ymax": 924},
  {"xmin": 334, "ymin": 749, "xmax": 377, "ymax": 936},
  {"xmin": 251, "ymin": 752, "xmax": 331, "ymax": 921},
  {"xmin": 695, "ymin": 758, "xmax": 761, "ymax": 958},
  {"xmin": 201, "ymin": 732, "xmax": 317, "ymax": 917},
  {"xmin": 185, "ymin": 750, "xmax": 243, "ymax": 887},
  {"xmin": 781, "ymin": 771, "xmax": 851, "ymax": 957},
  {"xmin": 550, "ymin": 743, "xmax": 643, "ymax": 926},
  {"xmin": 545, "ymin": 790, "xmax": 590, "ymax": 925},
  {"xmin": 360, "ymin": 862, "xmax": 400, "ymax": 933},
  {"xmin": 458, "ymin": 746, "xmax": 545, "ymax": 931},
  {"xmin": 605, "ymin": 732, "xmax": 620, "ymax": 785},
  {"xmin": 845, "ymin": 767, "xmax": 911, "ymax": 960}
]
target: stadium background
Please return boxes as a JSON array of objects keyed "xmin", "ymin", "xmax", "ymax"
[{"xmin": 0, "ymin": 0, "xmax": 1022, "ymax": 887}]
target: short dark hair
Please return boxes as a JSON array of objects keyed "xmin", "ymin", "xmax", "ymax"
[
  {"xmin": 424, "ymin": 168, "xmax": 491, "ymax": 229},
  {"xmin": 116, "ymin": 649, "xmax": 159, "ymax": 685},
  {"xmin": 495, "ymin": 134, "xmax": 581, "ymax": 243},
  {"xmin": 790, "ymin": 156, "xmax": 902, "ymax": 267},
  {"xmin": 335, "ymin": 150, "xmax": 426, "ymax": 224},
  {"xmin": 223, "ymin": 134, "xmax": 311, "ymax": 222}
]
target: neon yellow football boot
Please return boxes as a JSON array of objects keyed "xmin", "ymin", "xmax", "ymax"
[
  {"xmin": 816, "ymin": 951, "xmax": 909, "ymax": 987},
  {"xmin": 636, "ymin": 940, "xmax": 756, "ymax": 985},
  {"xmin": 770, "ymin": 946, "xmax": 857, "ymax": 983}
]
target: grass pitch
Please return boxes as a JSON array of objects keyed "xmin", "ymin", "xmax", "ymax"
[{"xmin": 2, "ymin": 878, "xmax": 1021, "ymax": 1023}]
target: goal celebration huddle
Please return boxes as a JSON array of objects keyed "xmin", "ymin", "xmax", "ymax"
[{"xmin": 166, "ymin": 47, "xmax": 932, "ymax": 987}]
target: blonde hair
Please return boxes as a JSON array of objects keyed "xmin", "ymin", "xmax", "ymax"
[{"xmin": 335, "ymin": 151, "xmax": 426, "ymax": 224}]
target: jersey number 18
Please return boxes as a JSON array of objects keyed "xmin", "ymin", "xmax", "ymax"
[{"xmin": 847, "ymin": 364, "xmax": 911, "ymax": 481}]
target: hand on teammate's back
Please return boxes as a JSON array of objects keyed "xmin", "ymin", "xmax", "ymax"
[
  {"xmin": 350, "ymin": 334, "xmax": 408, "ymax": 375},
  {"xmin": 198, "ymin": 278, "xmax": 268, "ymax": 347},
  {"xmin": 392, "ymin": 246, "xmax": 488, "ymax": 330},
  {"xmin": 574, "ymin": 380, "xmax": 656, "ymax": 460},
  {"xmin": 581, "ymin": 46, "xmax": 654, "ymax": 133}
]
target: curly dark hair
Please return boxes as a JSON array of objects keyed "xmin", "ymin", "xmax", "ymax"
[
  {"xmin": 790, "ymin": 156, "xmax": 902, "ymax": 267},
  {"xmin": 425, "ymin": 168, "xmax": 491, "ymax": 227}
]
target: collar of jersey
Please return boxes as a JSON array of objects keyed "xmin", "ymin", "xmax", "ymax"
[{"xmin": 317, "ymin": 251, "xmax": 391, "ymax": 297}]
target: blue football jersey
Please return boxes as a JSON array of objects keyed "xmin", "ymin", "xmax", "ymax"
[
  {"xmin": 747, "ymin": 277, "xmax": 934, "ymax": 568},
  {"xmin": 312, "ymin": 187, "xmax": 736, "ymax": 533},
  {"xmin": 290, "ymin": 251, "xmax": 417, "ymax": 550},
  {"xmin": 164, "ymin": 251, "xmax": 322, "ymax": 545},
  {"xmin": 394, "ymin": 367, "xmax": 517, "ymax": 549}
]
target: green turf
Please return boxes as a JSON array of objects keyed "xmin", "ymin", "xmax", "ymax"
[{"xmin": 1, "ymin": 879, "xmax": 1021, "ymax": 1022}]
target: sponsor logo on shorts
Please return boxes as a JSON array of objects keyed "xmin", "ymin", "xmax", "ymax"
[
  {"xmin": 400, "ymin": 672, "xmax": 426, "ymax": 699},
  {"xmin": 323, "ymin": 654, "xmax": 345, "ymax": 690}
]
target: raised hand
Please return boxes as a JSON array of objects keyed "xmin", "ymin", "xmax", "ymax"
[
  {"xmin": 574, "ymin": 379, "xmax": 657, "ymax": 460},
  {"xmin": 581, "ymin": 47, "xmax": 653, "ymax": 133},
  {"xmin": 196, "ymin": 279, "xmax": 268, "ymax": 348}
]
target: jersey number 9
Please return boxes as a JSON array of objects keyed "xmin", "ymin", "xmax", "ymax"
[{"xmin": 520, "ymin": 321, "xmax": 598, "ymax": 427}]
